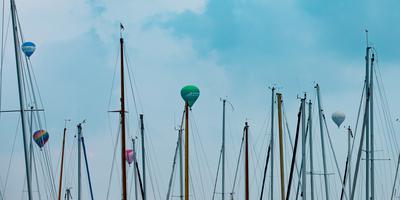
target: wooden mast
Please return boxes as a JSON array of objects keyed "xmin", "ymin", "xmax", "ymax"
[
  {"xmin": 58, "ymin": 120, "xmax": 69, "ymax": 200},
  {"xmin": 276, "ymin": 93, "xmax": 285, "ymax": 200},
  {"xmin": 184, "ymin": 102, "xmax": 189, "ymax": 200},
  {"xmin": 244, "ymin": 122, "xmax": 249, "ymax": 200},
  {"xmin": 120, "ymin": 26, "xmax": 128, "ymax": 200}
]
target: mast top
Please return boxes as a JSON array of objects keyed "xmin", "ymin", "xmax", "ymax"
[{"xmin": 120, "ymin": 23, "xmax": 125, "ymax": 38}]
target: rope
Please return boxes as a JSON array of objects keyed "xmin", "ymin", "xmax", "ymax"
[{"xmin": 230, "ymin": 128, "xmax": 244, "ymax": 197}]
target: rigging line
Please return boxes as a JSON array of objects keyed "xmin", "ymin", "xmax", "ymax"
[
  {"xmin": 189, "ymin": 117, "xmax": 208, "ymax": 197},
  {"xmin": 40, "ymin": 147, "xmax": 55, "ymax": 200},
  {"xmin": 124, "ymin": 48, "xmax": 143, "ymax": 113},
  {"xmin": 166, "ymin": 110, "xmax": 184, "ymax": 200},
  {"xmin": 282, "ymin": 103, "xmax": 301, "ymax": 180},
  {"xmin": 322, "ymin": 114, "xmax": 348, "ymax": 200},
  {"xmin": 231, "ymin": 127, "xmax": 245, "ymax": 196},
  {"xmin": 374, "ymin": 62, "xmax": 399, "ymax": 152},
  {"xmin": 142, "ymin": 126, "xmax": 163, "ymax": 199},
  {"xmin": 190, "ymin": 112, "xmax": 214, "ymax": 179},
  {"xmin": 350, "ymin": 82, "xmax": 366, "ymax": 161},
  {"xmin": 37, "ymin": 148, "xmax": 52, "ymax": 200},
  {"xmin": 124, "ymin": 50, "xmax": 140, "ymax": 117},
  {"xmin": 2, "ymin": 116, "xmax": 20, "ymax": 196},
  {"xmin": 145, "ymin": 152, "xmax": 161, "ymax": 200},
  {"xmin": 211, "ymin": 147, "xmax": 222, "ymax": 200},
  {"xmin": 42, "ymin": 144, "xmax": 57, "ymax": 199},
  {"xmin": 28, "ymin": 59, "xmax": 48, "ymax": 128},
  {"xmin": 106, "ymin": 122, "xmax": 121, "ymax": 200},
  {"xmin": 32, "ymin": 146, "xmax": 43, "ymax": 200},
  {"xmin": 166, "ymin": 130, "xmax": 181, "ymax": 200},
  {"xmin": 107, "ymin": 44, "xmax": 120, "ymax": 110},
  {"xmin": 248, "ymin": 129, "xmax": 262, "ymax": 190}
]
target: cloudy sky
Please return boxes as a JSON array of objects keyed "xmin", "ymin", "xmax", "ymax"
[{"xmin": 1, "ymin": 0, "xmax": 400, "ymax": 199}]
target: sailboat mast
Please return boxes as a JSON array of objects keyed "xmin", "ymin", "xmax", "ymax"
[
  {"xmin": 260, "ymin": 87, "xmax": 275, "ymax": 200},
  {"xmin": 277, "ymin": 93, "xmax": 285, "ymax": 200},
  {"xmin": 244, "ymin": 122, "xmax": 249, "ymax": 200},
  {"xmin": 370, "ymin": 52, "xmax": 375, "ymax": 200},
  {"xmin": 120, "ymin": 34, "xmax": 128, "ymax": 200},
  {"xmin": 348, "ymin": 127, "xmax": 352, "ymax": 198},
  {"xmin": 58, "ymin": 123, "xmax": 68, "ymax": 200},
  {"xmin": 140, "ymin": 114, "xmax": 147, "ymax": 200},
  {"xmin": 301, "ymin": 95, "xmax": 307, "ymax": 199},
  {"xmin": 222, "ymin": 99, "xmax": 226, "ymax": 200},
  {"xmin": 9, "ymin": 0, "xmax": 32, "ymax": 199},
  {"xmin": 132, "ymin": 138, "xmax": 138, "ymax": 200},
  {"xmin": 308, "ymin": 100, "xmax": 315, "ymax": 200},
  {"xmin": 77, "ymin": 123, "xmax": 82, "ymax": 200},
  {"xmin": 184, "ymin": 102, "xmax": 189, "ymax": 200},
  {"xmin": 270, "ymin": 87, "xmax": 275, "ymax": 200},
  {"xmin": 365, "ymin": 43, "xmax": 371, "ymax": 200},
  {"xmin": 315, "ymin": 84, "xmax": 329, "ymax": 200}
]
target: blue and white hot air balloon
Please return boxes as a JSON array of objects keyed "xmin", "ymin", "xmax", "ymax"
[
  {"xmin": 332, "ymin": 111, "xmax": 345, "ymax": 128},
  {"xmin": 21, "ymin": 42, "xmax": 36, "ymax": 58}
]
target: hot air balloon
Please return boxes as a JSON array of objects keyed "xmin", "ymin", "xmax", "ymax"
[
  {"xmin": 33, "ymin": 130, "xmax": 49, "ymax": 148},
  {"xmin": 332, "ymin": 111, "xmax": 345, "ymax": 128},
  {"xmin": 181, "ymin": 85, "xmax": 200, "ymax": 107},
  {"xmin": 21, "ymin": 42, "xmax": 36, "ymax": 58},
  {"xmin": 126, "ymin": 149, "xmax": 134, "ymax": 165}
]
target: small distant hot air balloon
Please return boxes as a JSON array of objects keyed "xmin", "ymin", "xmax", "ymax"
[
  {"xmin": 181, "ymin": 85, "xmax": 200, "ymax": 107},
  {"xmin": 33, "ymin": 130, "xmax": 49, "ymax": 148},
  {"xmin": 126, "ymin": 149, "xmax": 134, "ymax": 166},
  {"xmin": 332, "ymin": 111, "xmax": 346, "ymax": 128},
  {"xmin": 21, "ymin": 42, "xmax": 36, "ymax": 58}
]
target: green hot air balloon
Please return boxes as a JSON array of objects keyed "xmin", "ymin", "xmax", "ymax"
[{"xmin": 181, "ymin": 85, "xmax": 200, "ymax": 107}]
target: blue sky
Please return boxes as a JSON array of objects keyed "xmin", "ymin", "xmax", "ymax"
[{"xmin": 1, "ymin": 0, "xmax": 400, "ymax": 199}]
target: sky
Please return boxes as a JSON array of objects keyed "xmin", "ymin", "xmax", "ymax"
[{"xmin": 1, "ymin": 0, "xmax": 400, "ymax": 199}]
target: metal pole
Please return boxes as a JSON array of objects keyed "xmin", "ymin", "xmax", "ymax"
[
  {"xmin": 277, "ymin": 93, "xmax": 285, "ymax": 200},
  {"xmin": 301, "ymin": 96, "xmax": 307, "ymax": 199},
  {"xmin": 308, "ymin": 100, "xmax": 315, "ymax": 200},
  {"xmin": 184, "ymin": 103, "xmax": 189, "ymax": 200},
  {"xmin": 81, "ymin": 136, "xmax": 94, "ymax": 200},
  {"xmin": 285, "ymin": 105, "xmax": 302, "ymax": 200},
  {"xmin": 270, "ymin": 87, "xmax": 275, "ymax": 200},
  {"xmin": 120, "ymin": 35, "xmax": 128, "ymax": 200},
  {"xmin": 140, "ymin": 114, "xmax": 146, "ymax": 200},
  {"xmin": 350, "ymin": 91, "xmax": 370, "ymax": 200},
  {"xmin": 370, "ymin": 53, "xmax": 375, "ymax": 200},
  {"xmin": 315, "ymin": 84, "xmax": 329, "ymax": 200},
  {"xmin": 222, "ymin": 100, "xmax": 226, "ymax": 200},
  {"xmin": 244, "ymin": 122, "xmax": 249, "ymax": 200},
  {"xmin": 77, "ymin": 123, "xmax": 82, "ymax": 200},
  {"xmin": 260, "ymin": 87, "xmax": 275, "ymax": 200},
  {"xmin": 9, "ymin": 0, "xmax": 32, "ymax": 199},
  {"xmin": 365, "ymin": 45, "xmax": 370, "ymax": 200},
  {"xmin": 348, "ymin": 127, "xmax": 352, "ymax": 198},
  {"xmin": 133, "ymin": 139, "xmax": 138, "ymax": 200}
]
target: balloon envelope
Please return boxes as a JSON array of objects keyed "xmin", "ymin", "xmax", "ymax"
[
  {"xmin": 21, "ymin": 42, "xmax": 36, "ymax": 57},
  {"xmin": 126, "ymin": 149, "xmax": 134, "ymax": 165},
  {"xmin": 33, "ymin": 130, "xmax": 49, "ymax": 148},
  {"xmin": 181, "ymin": 85, "xmax": 200, "ymax": 107},
  {"xmin": 332, "ymin": 111, "xmax": 345, "ymax": 128}
]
